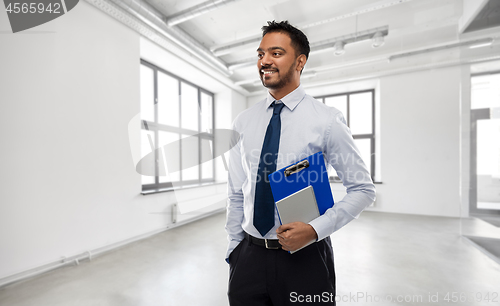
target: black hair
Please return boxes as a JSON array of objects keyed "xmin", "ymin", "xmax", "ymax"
[{"xmin": 261, "ymin": 20, "xmax": 310, "ymax": 60}]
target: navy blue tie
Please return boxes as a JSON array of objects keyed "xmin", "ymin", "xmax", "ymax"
[{"xmin": 254, "ymin": 101, "xmax": 285, "ymax": 236}]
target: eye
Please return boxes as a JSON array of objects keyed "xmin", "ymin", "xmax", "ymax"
[
  {"xmin": 273, "ymin": 52, "xmax": 281, "ymax": 56},
  {"xmin": 257, "ymin": 53, "xmax": 263, "ymax": 59}
]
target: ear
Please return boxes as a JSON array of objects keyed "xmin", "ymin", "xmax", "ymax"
[{"xmin": 296, "ymin": 54, "xmax": 307, "ymax": 72}]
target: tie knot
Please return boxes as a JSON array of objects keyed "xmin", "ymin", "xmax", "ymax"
[{"xmin": 273, "ymin": 101, "xmax": 285, "ymax": 115}]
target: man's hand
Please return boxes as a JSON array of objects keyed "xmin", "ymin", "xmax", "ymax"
[{"xmin": 276, "ymin": 222, "xmax": 318, "ymax": 252}]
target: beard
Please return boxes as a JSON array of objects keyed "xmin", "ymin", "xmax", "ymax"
[{"xmin": 260, "ymin": 60, "xmax": 296, "ymax": 90}]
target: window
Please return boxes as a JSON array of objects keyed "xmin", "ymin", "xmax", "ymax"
[
  {"xmin": 471, "ymin": 73, "xmax": 500, "ymax": 110},
  {"xmin": 316, "ymin": 90, "xmax": 375, "ymax": 181},
  {"xmin": 470, "ymin": 72, "xmax": 500, "ymax": 214},
  {"xmin": 140, "ymin": 60, "xmax": 215, "ymax": 192}
]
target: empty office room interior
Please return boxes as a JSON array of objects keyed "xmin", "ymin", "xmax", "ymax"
[{"xmin": 1, "ymin": 0, "xmax": 500, "ymax": 305}]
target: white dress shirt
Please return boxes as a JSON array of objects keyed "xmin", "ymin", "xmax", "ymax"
[{"xmin": 225, "ymin": 84, "xmax": 376, "ymax": 260}]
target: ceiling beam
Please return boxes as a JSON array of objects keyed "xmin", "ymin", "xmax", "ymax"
[
  {"xmin": 388, "ymin": 37, "xmax": 494, "ymax": 61},
  {"xmin": 211, "ymin": 0, "xmax": 411, "ymax": 56},
  {"xmin": 104, "ymin": 0, "xmax": 232, "ymax": 77},
  {"xmin": 166, "ymin": 0, "xmax": 243, "ymax": 27},
  {"xmin": 241, "ymin": 36, "xmax": 500, "ymax": 93},
  {"xmin": 228, "ymin": 26, "xmax": 390, "ymax": 71},
  {"xmin": 310, "ymin": 26, "xmax": 389, "ymax": 52},
  {"xmin": 459, "ymin": 0, "xmax": 490, "ymax": 33}
]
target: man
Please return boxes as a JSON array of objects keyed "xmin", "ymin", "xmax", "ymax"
[{"xmin": 225, "ymin": 20, "xmax": 376, "ymax": 305}]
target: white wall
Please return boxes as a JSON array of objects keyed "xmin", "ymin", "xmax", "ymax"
[
  {"xmin": 372, "ymin": 66, "xmax": 462, "ymax": 216},
  {"xmin": 0, "ymin": 1, "xmax": 242, "ymax": 281}
]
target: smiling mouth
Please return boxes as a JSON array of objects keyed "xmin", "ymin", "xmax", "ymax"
[{"xmin": 261, "ymin": 69, "xmax": 277, "ymax": 76}]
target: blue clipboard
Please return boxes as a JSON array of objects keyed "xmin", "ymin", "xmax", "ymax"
[{"xmin": 268, "ymin": 152, "xmax": 334, "ymax": 220}]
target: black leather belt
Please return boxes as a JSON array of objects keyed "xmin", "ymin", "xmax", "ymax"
[{"xmin": 245, "ymin": 232, "xmax": 282, "ymax": 249}]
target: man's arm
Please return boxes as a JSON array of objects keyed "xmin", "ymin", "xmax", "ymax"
[
  {"xmin": 224, "ymin": 124, "xmax": 246, "ymax": 262},
  {"xmin": 276, "ymin": 110, "xmax": 375, "ymax": 251},
  {"xmin": 309, "ymin": 109, "xmax": 376, "ymax": 241}
]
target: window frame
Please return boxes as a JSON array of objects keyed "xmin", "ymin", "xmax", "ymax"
[
  {"xmin": 140, "ymin": 59, "xmax": 215, "ymax": 193},
  {"xmin": 315, "ymin": 89, "xmax": 376, "ymax": 181}
]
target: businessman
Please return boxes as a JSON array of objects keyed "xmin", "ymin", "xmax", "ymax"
[{"xmin": 225, "ymin": 20, "xmax": 376, "ymax": 305}]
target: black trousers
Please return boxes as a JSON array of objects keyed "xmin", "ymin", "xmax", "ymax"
[{"xmin": 228, "ymin": 235, "xmax": 336, "ymax": 306}]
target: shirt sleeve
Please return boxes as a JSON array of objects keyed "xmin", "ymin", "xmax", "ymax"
[
  {"xmin": 309, "ymin": 109, "xmax": 376, "ymax": 241},
  {"xmin": 224, "ymin": 120, "xmax": 246, "ymax": 262}
]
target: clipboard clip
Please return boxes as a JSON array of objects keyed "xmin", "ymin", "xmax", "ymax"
[{"xmin": 284, "ymin": 160, "xmax": 309, "ymax": 177}]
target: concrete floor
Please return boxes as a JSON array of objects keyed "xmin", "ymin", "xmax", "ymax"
[
  {"xmin": 473, "ymin": 214, "xmax": 500, "ymax": 228},
  {"xmin": 1, "ymin": 211, "xmax": 500, "ymax": 306}
]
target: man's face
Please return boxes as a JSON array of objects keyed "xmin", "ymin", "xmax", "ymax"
[{"xmin": 257, "ymin": 32, "xmax": 298, "ymax": 90}]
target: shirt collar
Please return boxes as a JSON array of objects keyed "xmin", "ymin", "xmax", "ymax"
[{"xmin": 265, "ymin": 84, "xmax": 306, "ymax": 111}]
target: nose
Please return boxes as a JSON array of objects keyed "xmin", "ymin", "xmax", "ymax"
[{"xmin": 259, "ymin": 53, "xmax": 273, "ymax": 67}]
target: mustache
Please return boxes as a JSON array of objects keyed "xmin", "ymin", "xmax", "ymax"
[{"xmin": 260, "ymin": 65, "xmax": 278, "ymax": 71}]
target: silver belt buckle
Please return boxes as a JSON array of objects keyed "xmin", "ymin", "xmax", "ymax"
[{"xmin": 265, "ymin": 239, "xmax": 279, "ymax": 249}]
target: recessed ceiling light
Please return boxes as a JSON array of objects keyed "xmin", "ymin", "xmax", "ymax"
[
  {"xmin": 334, "ymin": 41, "xmax": 345, "ymax": 56},
  {"xmin": 372, "ymin": 31, "xmax": 385, "ymax": 48}
]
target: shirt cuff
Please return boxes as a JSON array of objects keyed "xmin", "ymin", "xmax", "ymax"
[{"xmin": 309, "ymin": 213, "xmax": 336, "ymax": 242}]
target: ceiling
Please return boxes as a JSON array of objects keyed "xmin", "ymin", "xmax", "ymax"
[
  {"xmin": 464, "ymin": 0, "xmax": 500, "ymax": 32},
  {"xmin": 97, "ymin": 0, "xmax": 500, "ymax": 95}
]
